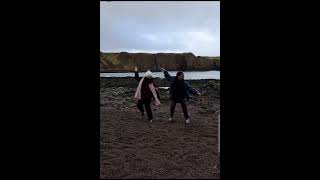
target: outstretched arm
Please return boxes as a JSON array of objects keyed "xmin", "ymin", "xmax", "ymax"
[
  {"xmin": 185, "ymin": 81, "xmax": 201, "ymax": 96},
  {"xmin": 134, "ymin": 67, "xmax": 142, "ymax": 82},
  {"xmin": 160, "ymin": 68, "xmax": 174, "ymax": 82}
]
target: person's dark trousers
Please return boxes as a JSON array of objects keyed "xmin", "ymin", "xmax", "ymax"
[
  {"xmin": 137, "ymin": 98, "xmax": 153, "ymax": 120},
  {"xmin": 170, "ymin": 99, "xmax": 189, "ymax": 119}
]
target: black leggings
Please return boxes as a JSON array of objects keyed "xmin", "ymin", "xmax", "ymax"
[
  {"xmin": 170, "ymin": 99, "xmax": 189, "ymax": 119},
  {"xmin": 137, "ymin": 98, "xmax": 153, "ymax": 120}
]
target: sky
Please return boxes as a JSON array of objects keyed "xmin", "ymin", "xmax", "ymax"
[{"xmin": 100, "ymin": 1, "xmax": 220, "ymax": 57}]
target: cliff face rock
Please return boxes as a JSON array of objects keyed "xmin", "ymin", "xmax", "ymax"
[{"xmin": 100, "ymin": 52, "xmax": 220, "ymax": 72}]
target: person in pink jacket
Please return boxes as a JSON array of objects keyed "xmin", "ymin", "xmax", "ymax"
[{"xmin": 134, "ymin": 67, "xmax": 160, "ymax": 123}]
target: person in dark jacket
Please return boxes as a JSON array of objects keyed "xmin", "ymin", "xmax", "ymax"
[
  {"xmin": 161, "ymin": 68, "xmax": 200, "ymax": 124},
  {"xmin": 134, "ymin": 67, "xmax": 160, "ymax": 123}
]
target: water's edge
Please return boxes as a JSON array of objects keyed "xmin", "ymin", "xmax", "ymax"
[{"xmin": 100, "ymin": 71, "xmax": 220, "ymax": 80}]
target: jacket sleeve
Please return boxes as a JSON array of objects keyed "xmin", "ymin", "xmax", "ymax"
[
  {"xmin": 134, "ymin": 71, "xmax": 142, "ymax": 82},
  {"xmin": 163, "ymin": 70, "xmax": 174, "ymax": 82},
  {"xmin": 152, "ymin": 82, "xmax": 160, "ymax": 99},
  {"xmin": 185, "ymin": 81, "xmax": 199, "ymax": 95}
]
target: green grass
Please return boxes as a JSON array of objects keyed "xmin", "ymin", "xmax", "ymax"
[{"xmin": 102, "ymin": 53, "xmax": 120, "ymax": 66}]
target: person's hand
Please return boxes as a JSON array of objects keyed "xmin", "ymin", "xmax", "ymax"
[
  {"xmin": 160, "ymin": 68, "xmax": 166, "ymax": 72},
  {"xmin": 134, "ymin": 67, "xmax": 138, "ymax": 72}
]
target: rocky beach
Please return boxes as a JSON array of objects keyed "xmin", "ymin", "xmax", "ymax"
[{"xmin": 100, "ymin": 77, "xmax": 220, "ymax": 179}]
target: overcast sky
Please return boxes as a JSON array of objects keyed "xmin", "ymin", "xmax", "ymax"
[{"xmin": 100, "ymin": 1, "xmax": 220, "ymax": 56}]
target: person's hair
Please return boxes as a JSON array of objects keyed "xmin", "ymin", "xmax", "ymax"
[
  {"xmin": 176, "ymin": 71, "xmax": 184, "ymax": 78},
  {"xmin": 174, "ymin": 71, "xmax": 184, "ymax": 82}
]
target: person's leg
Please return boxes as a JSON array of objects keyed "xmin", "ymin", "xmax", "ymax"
[
  {"xmin": 137, "ymin": 100, "xmax": 145, "ymax": 116},
  {"xmin": 144, "ymin": 98, "xmax": 153, "ymax": 121},
  {"xmin": 170, "ymin": 100, "xmax": 176, "ymax": 118},
  {"xmin": 181, "ymin": 100, "xmax": 190, "ymax": 120}
]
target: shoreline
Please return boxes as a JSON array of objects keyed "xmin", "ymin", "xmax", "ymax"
[
  {"xmin": 100, "ymin": 70, "xmax": 220, "ymax": 73},
  {"xmin": 100, "ymin": 77, "xmax": 220, "ymax": 90}
]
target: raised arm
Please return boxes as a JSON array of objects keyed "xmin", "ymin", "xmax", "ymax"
[
  {"xmin": 160, "ymin": 68, "xmax": 174, "ymax": 82},
  {"xmin": 134, "ymin": 67, "xmax": 142, "ymax": 82}
]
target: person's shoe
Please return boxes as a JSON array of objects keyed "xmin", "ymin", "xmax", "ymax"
[
  {"xmin": 185, "ymin": 119, "xmax": 190, "ymax": 124},
  {"xmin": 168, "ymin": 117, "xmax": 172, "ymax": 122},
  {"xmin": 149, "ymin": 119, "xmax": 153, "ymax": 123}
]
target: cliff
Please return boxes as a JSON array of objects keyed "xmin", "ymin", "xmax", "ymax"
[{"xmin": 100, "ymin": 52, "xmax": 220, "ymax": 72}]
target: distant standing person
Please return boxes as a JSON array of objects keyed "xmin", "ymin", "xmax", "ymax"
[
  {"xmin": 160, "ymin": 68, "xmax": 200, "ymax": 124},
  {"xmin": 134, "ymin": 67, "xmax": 160, "ymax": 123}
]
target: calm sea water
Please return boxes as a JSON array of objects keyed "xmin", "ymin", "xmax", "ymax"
[{"xmin": 100, "ymin": 70, "xmax": 220, "ymax": 80}]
